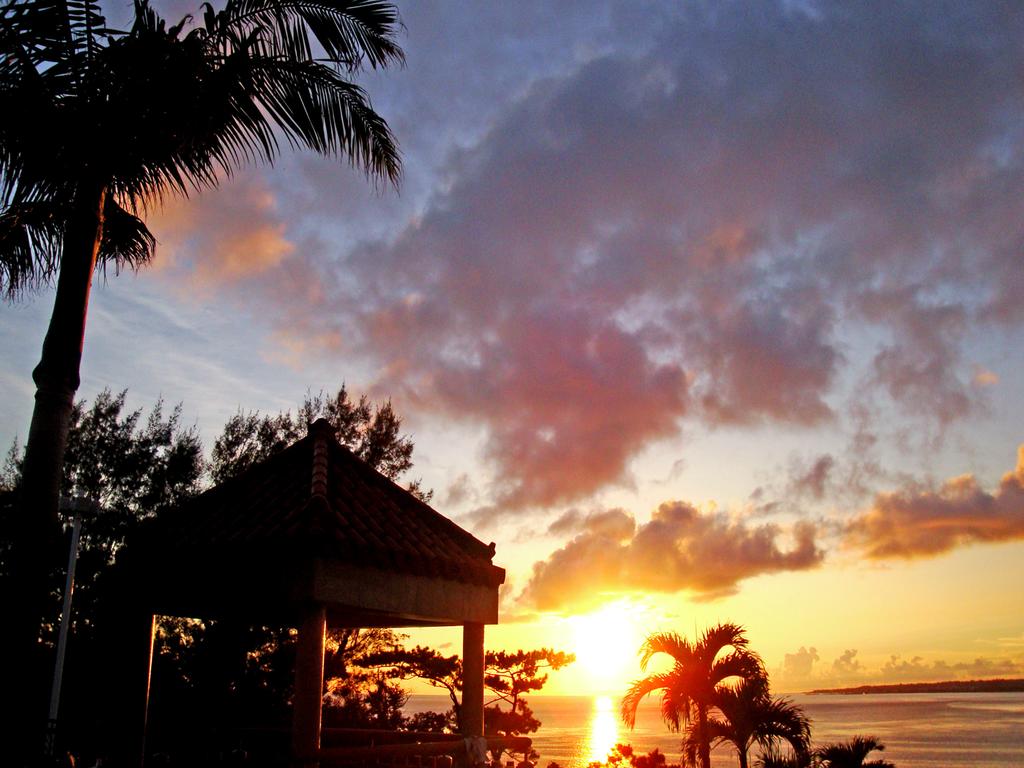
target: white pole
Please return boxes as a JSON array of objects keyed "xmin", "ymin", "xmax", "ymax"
[{"xmin": 45, "ymin": 514, "xmax": 82, "ymax": 757}]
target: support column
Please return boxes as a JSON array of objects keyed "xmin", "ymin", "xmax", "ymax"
[
  {"xmin": 292, "ymin": 605, "xmax": 326, "ymax": 765},
  {"xmin": 461, "ymin": 622, "xmax": 485, "ymax": 737},
  {"xmin": 136, "ymin": 614, "xmax": 156, "ymax": 768},
  {"xmin": 109, "ymin": 611, "xmax": 155, "ymax": 768}
]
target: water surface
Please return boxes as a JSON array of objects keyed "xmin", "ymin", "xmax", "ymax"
[{"xmin": 406, "ymin": 692, "xmax": 1024, "ymax": 767}]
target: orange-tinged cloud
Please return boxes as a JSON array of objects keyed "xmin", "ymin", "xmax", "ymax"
[
  {"xmin": 972, "ymin": 366, "xmax": 1000, "ymax": 388},
  {"xmin": 148, "ymin": 174, "xmax": 294, "ymax": 288},
  {"xmin": 520, "ymin": 502, "xmax": 823, "ymax": 611},
  {"xmin": 845, "ymin": 445, "xmax": 1024, "ymax": 558}
]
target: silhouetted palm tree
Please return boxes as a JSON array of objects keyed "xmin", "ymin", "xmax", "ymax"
[
  {"xmin": 621, "ymin": 623, "xmax": 767, "ymax": 768},
  {"xmin": 0, "ymin": 0, "xmax": 402, "ymax": 750},
  {"xmin": 681, "ymin": 678, "xmax": 811, "ymax": 768},
  {"xmin": 3, "ymin": 0, "xmax": 402, "ymax": 521},
  {"xmin": 815, "ymin": 736, "xmax": 894, "ymax": 768}
]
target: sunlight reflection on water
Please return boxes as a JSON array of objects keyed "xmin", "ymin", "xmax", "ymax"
[{"xmin": 585, "ymin": 696, "xmax": 619, "ymax": 765}]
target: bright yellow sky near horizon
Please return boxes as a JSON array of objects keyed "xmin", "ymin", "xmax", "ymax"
[{"xmin": 401, "ymin": 537, "xmax": 1024, "ymax": 699}]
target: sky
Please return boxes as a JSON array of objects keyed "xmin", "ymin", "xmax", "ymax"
[{"xmin": 2, "ymin": 0, "xmax": 1024, "ymax": 696}]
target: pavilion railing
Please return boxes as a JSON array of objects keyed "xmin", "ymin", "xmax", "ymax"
[{"xmin": 309, "ymin": 731, "xmax": 533, "ymax": 768}]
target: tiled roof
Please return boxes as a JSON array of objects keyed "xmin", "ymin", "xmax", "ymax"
[{"xmin": 139, "ymin": 419, "xmax": 504, "ymax": 587}]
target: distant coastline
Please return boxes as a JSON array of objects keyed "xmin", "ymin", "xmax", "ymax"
[{"xmin": 806, "ymin": 678, "xmax": 1024, "ymax": 695}]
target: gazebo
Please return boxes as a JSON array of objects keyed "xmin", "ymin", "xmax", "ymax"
[{"xmin": 114, "ymin": 418, "xmax": 509, "ymax": 766}]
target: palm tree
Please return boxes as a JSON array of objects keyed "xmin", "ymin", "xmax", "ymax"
[
  {"xmin": 681, "ymin": 679, "xmax": 811, "ymax": 768},
  {"xmin": 815, "ymin": 737, "xmax": 894, "ymax": 768},
  {"xmin": 0, "ymin": 0, "xmax": 402, "ymax": 751},
  {"xmin": 3, "ymin": 0, "xmax": 402, "ymax": 522},
  {"xmin": 621, "ymin": 623, "xmax": 767, "ymax": 768},
  {"xmin": 756, "ymin": 745, "xmax": 806, "ymax": 768}
]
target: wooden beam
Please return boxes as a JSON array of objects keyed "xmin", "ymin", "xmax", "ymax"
[
  {"xmin": 314, "ymin": 561, "xmax": 500, "ymax": 625},
  {"xmin": 292, "ymin": 605, "xmax": 326, "ymax": 766},
  {"xmin": 461, "ymin": 622, "xmax": 485, "ymax": 737}
]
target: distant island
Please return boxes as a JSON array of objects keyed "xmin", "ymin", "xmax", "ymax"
[{"xmin": 807, "ymin": 678, "xmax": 1024, "ymax": 695}]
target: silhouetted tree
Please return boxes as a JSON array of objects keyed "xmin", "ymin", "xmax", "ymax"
[
  {"xmin": 360, "ymin": 645, "xmax": 463, "ymax": 729},
  {"xmin": 321, "ymin": 628, "xmax": 409, "ymax": 729},
  {"xmin": 814, "ymin": 737, "xmax": 894, "ymax": 768},
  {"xmin": 621, "ymin": 623, "xmax": 766, "ymax": 768},
  {"xmin": 0, "ymin": 389, "xmax": 203, "ymax": 632},
  {"xmin": 484, "ymin": 648, "xmax": 574, "ymax": 740},
  {"xmin": 361, "ymin": 645, "xmax": 574, "ymax": 743},
  {"xmin": 680, "ymin": 678, "xmax": 810, "ymax": 768},
  {"xmin": 0, "ymin": 0, "xmax": 403, "ymax": 722},
  {"xmin": 589, "ymin": 744, "xmax": 679, "ymax": 768},
  {"xmin": 0, "ymin": 390, "xmax": 203, "ymax": 760},
  {"xmin": 211, "ymin": 385, "xmax": 429, "ymax": 499}
]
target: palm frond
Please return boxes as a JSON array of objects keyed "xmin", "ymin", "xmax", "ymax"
[
  {"xmin": 816, "ymin": 736, "xmax": 891, "ymax": 768},
  {"xmin": 63, "ymin": 0, "xmax": 109, "ymax": 64},
  {"xmin": 97, "ymin": 0, "xmax": 400, "ymax": 207},
  {"xmin": 209, "ymin": 0, "xmax": 404, "ymax": 70},
  {"xmin": 696, "ymin": 622, "xmax": 750, "ymax": 666},
  {"xmin": 250, "ymin": 57, "xmax": 399, "ymax": 176},
  {"xmin": 751, "ymin": 697, "xmax": 811, "ymax": 758},
  {"xmin": 98, "ymin": 198, "xmax": 155, "ymax": 274},
  {"xmin": 711, "ymin": 649, "xmax": 766, "ymax": 687},
  {"xmin": 0, "ymin": 0, "xmax": 76, "ymax": 71},
  {"xmin": 639, "ymin": 631, "xmax": 694, "ymax": 670},
  {"xmin": 0, "ymin": 199, "xmax": 62, "ymax": 296},
  {"xmin": 0, "ymin": 195, "xmax": 154, "ymax": 296},
  {"xmin": 622, "ymin": 671, "xmax": 677, "ymax": 729},
  {"xmin": 756, "ymin": 745, "xmax": 806, "ymax": 768}
]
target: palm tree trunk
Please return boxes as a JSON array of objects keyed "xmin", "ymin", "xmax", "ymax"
[
  {"xmin": 738, "ymin": 746, "xmax": 749, "ymax": 768},
  {"xmin": 5, "ymin": 179, "xmax": 107, "ymax": 760},
  {"xmin": 21, "ymin": 179, "xmax": 107, "ymax": 523},
  {"xmin": 698, "ymin": 705, "xmax": 712, "ymax": 768}
]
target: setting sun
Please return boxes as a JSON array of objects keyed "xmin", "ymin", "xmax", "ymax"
[{"xmin": 569, "ymin": 602, "xmax": 643, "ymax": 694}]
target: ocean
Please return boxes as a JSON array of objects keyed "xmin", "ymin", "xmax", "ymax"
[{"xmin": 405, "ymin": 693, "xmax": 1024, "ymax": 767}]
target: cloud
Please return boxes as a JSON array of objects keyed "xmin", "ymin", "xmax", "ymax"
[
  {"xmin": 546, "ymin": 509, "xmax": 585, "ymax": 537},
  {"xmin": 149, "ymin": 173, "xmax": 295, "ymax": 288},
  {"xmin": 774, "ymin": 646, "xmax": 870, "ymax": 691},
  {"xmin": 972, "ymin": 366, "xmax": 1000, "ymax": 388},
  {"xmin": 783, "ymin": 646, "xmax": 820, "ymax": 679},
  {"xmin": 790, "ymin": 454, "xmax": 835, "ymax": 501},
  {"xmin": 832, "ymin": 649, "xmax": 863, "ymax": 675},
  {"xmin": 341, "ymin": 1, "xmax": 1024, "ymax": 508},
  {"xmin": 858, "ymin": 288, "xmax": 975, "ymax": 427},
  {"xmin": 683, "ymin": 290, "xmax": 839, "ymax": 426},
  {"xmin": 442, "ymin": 473, "xmax": 476, "ymax": 507},
  {"xmin": 157, "ymin": 1, "xmax": 1024, "ymax": 511},
  {"xmin": 881, "ymin": 654, "xmax": 1022, "ymax": 682},
  {"xmin": 520, "ymin": 501, "xmax": 823, "ymax": 611},
  {"xmin": 773, "ymin": 647, "xmax": 1019, "ymax": 690},
  {"xmin": 845, "ymin": 445, "xmax": 1024, "ymax": 559}
]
